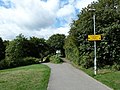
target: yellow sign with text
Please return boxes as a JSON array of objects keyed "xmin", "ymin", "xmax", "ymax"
[{"xmin": 88, "ymin": 35, "xmax": 101, "ymax": 41}]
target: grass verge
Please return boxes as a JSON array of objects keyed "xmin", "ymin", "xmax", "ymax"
[
  {"xmin": 0, "ymin": 64, "xmax": 50, "ymax": 90},
  {"xmin": 72, "ymin": 63, "xmax": 120, "ymax": 90},
  {"xmin": 94, "ymin": 71, "xmax": 120, "ymax": 90}
]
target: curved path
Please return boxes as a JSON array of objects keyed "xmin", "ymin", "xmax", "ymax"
[{"xmin": 44, "ymin": 62, "xmax": 112, "ymax": 90}]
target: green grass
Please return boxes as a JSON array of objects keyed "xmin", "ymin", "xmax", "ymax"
[
  {"xmin": 0, "ymin": 64, "xmax": 50, "ymax": 90},
  {"xmin": 71, "ymin": 62, "xmax": 120, "ymax": 90},
  {"xmin": 80, "ymin": 67, "xmax": 120, "ymax": 90},
  {"xmin": 94, "ymin": 71, "xmax": 120, "ymax": 90}
]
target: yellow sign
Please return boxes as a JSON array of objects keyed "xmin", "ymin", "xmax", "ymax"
[{"xmin": 88, "ymin": 35, "xmax": 101, "ymax": 41}]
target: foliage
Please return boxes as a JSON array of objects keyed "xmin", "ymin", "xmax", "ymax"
[
  {"xmin": 47, "ymin": 34, "xmax": 66, "ymax": 57},
  {"xmin": 64, "ymin": 0, "xmax": 120, "ymax": 69},
  {"xmin": 0, "ymin": 59, "xmax": 9, "ymax": 69},
  {"xmin": 112, "ymin": 63, "xmax": 120, "ymax": 71},
  {"xmin": 0, "ymin": 34, "xmax": 57, "ymax": 69},
  {"xmin": 49, "ymin": 55, "xmax": 63, "ymax": 64},
  {"xmin": 3, "ymin": 40, "xmax": 9, "ymax": 48},
  {"xmin": 0, "ymin": 64, "xmax": 50, "ymax": 90},
  {"xmin": 43, "ymin": 55, "xmax": 51, "ymax": 62},
  {"xmin": 79, "ymin": 54, "xmax": 93, "ymax": 69},
  {"xmin": 64, "ymin": 35, "xmax": 80, "ymax": 65},
  {"xmin": 5, "ymin": 34, "xmax": 31, "ymax": 67},
  {"xmin": 22, "ymin": 57, "xmax": 40, "ymax": 65},
  {"xmin": 77, "ymin": 64, "xmax": 120, "ymax": 90},
  {"xmin": 0, "ymin": 37, "xmax": 5, "ymax": 61},
  {"xmin": 0, "ymin": 34, "xmax": 51, "ymax": 69},
  {"xmin": 29, "ymin": 37, "xmax": 53, "ymax": 59}
]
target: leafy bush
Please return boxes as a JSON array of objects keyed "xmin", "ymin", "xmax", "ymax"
[
  {"xmin": 49, "ymin": 55, "xmax": 63, "ymax": 64},
  {"xmin": 112, "ymin": 63, "xmax": 120, "ymax": 71},
  {"xmin": 80, "ymin": 55, "xmax": 93, "ymax": 69},
  {"xmin": 64, "ymin": 35, "xmax": 80, "ymax": 64},
  {"xmin": 0, "ymin": 59, "xmax": 9, "ymax": 69},
  {"xmin": 11, "ymin": 57, "xmax": 40, "ymax": 67},
  {"xmin": 0, "ymin": 57, "xmax": 40, "ymax": 70},
  {"xmin": 22, "ymin": 57, "xmax": 40, "ymax": 65}
]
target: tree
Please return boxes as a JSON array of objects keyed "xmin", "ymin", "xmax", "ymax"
[
  {"xmin": 64, "ymin": 35, "xmax": 80, "ymax": 65},
  {"xmin": 5, "ymin": 34, "xmax": 31, "ymax": 67},
  {"xmin": 29, "ymin": 37, "xmax": 52, "ymax": 59},
  {"xmin": 47, "ymin": 34, "xmax": 66, "ymax": 56},
  {"xmin": 0, "ymin": 37, "xmax": 5, "ymax": 61},
  {"xmin": 3, "ymin": 40, "xmax": 9, "ymax": 49},
  {"xmin": 64, "ymin": 0, "xmax": 120, "ymax": 69}
]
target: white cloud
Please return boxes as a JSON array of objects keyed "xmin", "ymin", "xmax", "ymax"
[
  {"xmin": 0, "ymin": 0, "xmax": 98, "ymax": 40},
  {"xmin": 75, "ymin": 0, "xmax": 98, "ymax": 11},
  {"xmin": 45, "ymin": 0, "xmax": 59, "ymax": 12},
  {"xmin": 0, "ymin": 0, "xmax": 56, "ymax": 30},
  {"xmin": 0, "ymin": 0, "xmax": 58, "ymax": 40},
  {"xmin": 57, "ymin": 4, "xmax": 75, "ymax": 17},
  {"xmin": 34, "ymin": 25, "xmax": 70, "ymax": 39}
]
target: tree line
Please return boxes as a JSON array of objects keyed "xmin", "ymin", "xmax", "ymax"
[
  {"xmin": 64, "ymin": 0, "xmax": 120, "ymax": 70},
  {"xmin": 1, "ymin": 0, "xmax": 120, "ymax": 71},
  {"xmin": 0, "ymin": 34, "xmax": 65, "ymax": 69}
]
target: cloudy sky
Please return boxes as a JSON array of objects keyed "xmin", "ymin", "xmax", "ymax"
[{"xmin": 0, "ymin": 0, "xmax": 97, "ymax": 40}]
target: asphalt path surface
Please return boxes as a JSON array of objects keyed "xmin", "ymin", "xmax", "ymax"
[{"xmin": 44, "ymin": 62, "xmax": 112, "ymax": 90}]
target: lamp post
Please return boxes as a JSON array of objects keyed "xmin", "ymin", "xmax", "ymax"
[{"xmin": 89, "ymin": 9, "xmax": 97, "ymax": 75}]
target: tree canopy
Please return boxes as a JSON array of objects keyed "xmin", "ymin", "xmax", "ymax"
[
  {"xmin": 0, "ymin": 34, "xmax": 54, "ymax": 69},
  {"xmin": 0, "ymin": 37, "xmax": 5, "ymax": 61},
  {"xmin": 64, "ymin": 0, "xmax": 120, "ymax": 69},
  {"xmin": 47, "ymin": 34, "xmax": 66, "ymax": 56}
]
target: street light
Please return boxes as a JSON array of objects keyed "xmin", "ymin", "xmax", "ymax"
[{"xmin": 88, "ymin": 8, "xmax": 97, "ymax": 75}]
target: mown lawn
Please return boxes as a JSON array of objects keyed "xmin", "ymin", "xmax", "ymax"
[{"xmin": 0, "ymin": 64, "xmax": 50, "ymax": 90}]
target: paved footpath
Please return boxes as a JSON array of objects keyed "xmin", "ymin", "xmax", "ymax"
[{"xmin": 44, "ymin": 62, "xmax": 112, "ymax": 90}]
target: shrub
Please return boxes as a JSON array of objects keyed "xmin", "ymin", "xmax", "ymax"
[
  {"xmin": 49, "ymin": 55, "xmax": 63, "ymax": 64},
  {"xmin": 22, "ymin": 57, "xmax": 40, "ymax": 65},
  {"xmin": 0, "ymin": 59, "xmax": 9, "ymax": 69},
  {"xmin": 80, "ymin": 55, "xmax": 93, "ymax": 69},
  {"xmin": 112, "ymin": 63, "xmax": 120, "ymax": 71},
  {"xmin": 0, "ymin": 57, "xmax": 40, "ymax": 70},
  {"xmin": 103, "ymin": 65, "xmax": 111, "ymax": 69}
]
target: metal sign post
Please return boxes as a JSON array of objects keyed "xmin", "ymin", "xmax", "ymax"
[
  {"xmin": 88, "ymin": 9, "xmax": 102, "ymax": 75},
  {"xmin": 93, "ymin": 14, "xmax": 97, "ymax": 75}
]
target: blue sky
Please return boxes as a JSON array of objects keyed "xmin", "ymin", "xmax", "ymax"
[{"xmin": 0, "ymin": 0, "xmax": 98, "ymax": 40}]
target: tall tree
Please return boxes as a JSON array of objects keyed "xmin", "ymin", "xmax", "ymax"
[
  {"xmin": 65, "ymin": 0, "xmax": 120, "ymax": 69},
  {"xmin": 5, "ymin": 34, "xmax": 30, "ymax": 67},
  {"xmin": 47, "ymin": 34, "xmax": 66, "ymax": 56},
  {"xmin": 0, "ymin": 37, "xmax": 5, "ymax": 61},
  {"xmin": 29, "ymin": 37, "xmax": 52, "ymax": 59}
]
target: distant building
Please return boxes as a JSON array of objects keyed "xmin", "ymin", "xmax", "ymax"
[{"xmin": 56, "ymin": 50, "xmax": 61, "ymax": 56}]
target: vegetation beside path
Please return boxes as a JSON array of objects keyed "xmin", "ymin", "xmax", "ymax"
[
  {"xmin": 73, "ymin": 62, "xmax": 120, "ymax": 90},
  {"xmin": 62, "ymin": 58, "xmax": 120, "ymax": 90},
  {"xmin": 0, "ymin": 64, "xmax": 50, "ymax": 90}
]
